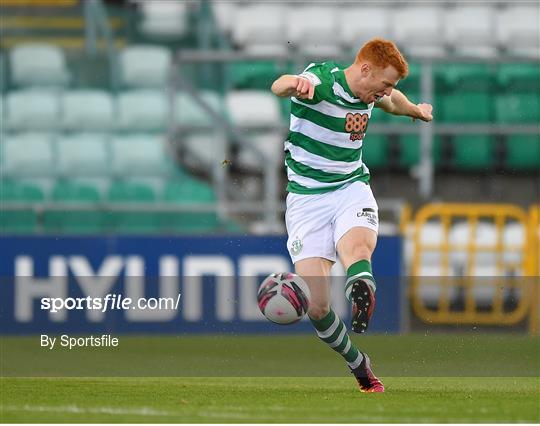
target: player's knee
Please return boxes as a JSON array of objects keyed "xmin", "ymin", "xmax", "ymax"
[
  {"xmin": 347, "ymin": 243, "xmax": 373, "ymax": 263},
  {"xmin": 308, "ymin": 303, "xmax": 330, "ymax": 320}
]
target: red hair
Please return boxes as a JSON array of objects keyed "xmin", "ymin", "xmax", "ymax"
[{"xmin": 355, "ymin": 38, "xmax": 409, "ymax": 78}]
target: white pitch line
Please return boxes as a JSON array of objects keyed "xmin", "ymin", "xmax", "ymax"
[{"xmin": 1, "ymin": 404, "xmax": 176, "ymax": 417}]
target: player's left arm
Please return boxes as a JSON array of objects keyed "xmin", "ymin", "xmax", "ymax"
[{"xmin": 375, "ymin": 89, "xmax": 433, "ymax": 122}]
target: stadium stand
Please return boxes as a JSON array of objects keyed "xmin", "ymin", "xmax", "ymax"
[{"xmin": 0, "ymin": 0, "xmax": 538, "ymax": 238}]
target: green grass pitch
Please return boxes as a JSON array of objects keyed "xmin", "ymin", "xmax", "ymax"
[{"xmin": 1, "ymin": 334, "xmax": 539, "ymax": 423}]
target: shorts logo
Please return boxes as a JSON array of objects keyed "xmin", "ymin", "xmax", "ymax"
[
  {"xmin": 291, "ymin": 237, "xmax": 303, "ymax": 256},
  {"xmin": 357, "ymin": 208, "xmax": 378, "ymax": 227}
]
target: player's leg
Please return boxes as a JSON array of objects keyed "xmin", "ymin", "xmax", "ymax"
[
  {"xmin": 333, "ymin": 182, "xmax": 380, "ymax": 334},
  {"xmin": 295, "ymin": 257, "xmax": 365, "ymax": 372},
  {"xmin": 337, "ymin": 226, "xmax": 378, "ymax": 333}
]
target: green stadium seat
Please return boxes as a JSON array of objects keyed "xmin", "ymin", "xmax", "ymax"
[
  {"xmin": 107, "ymin": 179, "xmax": 162, "ymax": 234},
  {"xmin": 450, "ymin": 135, "xmax": 495, "ymax": 170},
  {"xmin": 161, "ymin": 177, "xmax": 220, "ymax": 233},
  {"xmin": 495, "ymin": 93, "xmax": 540, "ymax": 123},
  {"xmin": 497, "ymin": 63, "xmax": 540, "ymax": 92},
  {"xmin": 3, "ymin": 132, "xmax": 55, "ymax": 177},
  {"xmin": 111, "ymin": 134, "xmax": 173, "ymax": 177},
  {"xmin": 436, "ymin": 63, "xmax": 495, "ymax": 92},
  {"xmin": 397, "ymin": 62, "xmax": 421, "ymax": 93},
  {"xmin": 56, "ymin": 134, "xmax": 110, "ymax": 177},
  {"xmin": 505, "ymin": 135, "xmax": 540, "ymax": 170},
  {"xmin": 229, "ymin": 61, "xmax": 285, "ymax": 90},
  {"xmin": 441, "ymin": 93, "xmax": 493, "ymax": 123},
  {"xmin": 361, "ymin": 134, "xmax": 388, "ymax": 169},
  {"xmin": 397, "ymin": 135, "xmax": 444, "ymax": 168},
  {"xmin": 0, "ymin": 179, "xmax": 47, "ymax": 233},
  {"xmin": 44, "ymin": 179, "xmax": 105, "ymax": 234}
]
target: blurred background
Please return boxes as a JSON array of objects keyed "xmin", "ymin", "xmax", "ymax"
[{"xmin": 0, "ymin": 0, "xmax": 539, "ymax": 340}]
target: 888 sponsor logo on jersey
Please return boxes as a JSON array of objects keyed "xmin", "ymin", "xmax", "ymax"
[{"xmin": 345, "ymin": 113, "xmax": 369, "ymax": 141}]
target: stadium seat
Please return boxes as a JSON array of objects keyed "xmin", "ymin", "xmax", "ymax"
[
  {"xmin": 444, "ymin": 6, "xmax": 498, "ymax": 58},
  {"xmin": 183, "ymin": 132, "xmax": 227, "ymax": 169},
  {"xmin": 117, "ymin": 89, "xmax": 168, "ymax": 131},
  {"xmin": 497, "ymin": 6, "xmax": 540, "ymax": 59},
  {"xmin": 176, "ymin": 91, "xmax": 225, "ymax": 126},
  {"xmin": 226, "ymin": 90, "xmax": 281, "ymax": 128},
  {"xmin": 361, "ymin": 134, "xmax": 388, "ymax": 169},
  {"xmin": 441, "ymin": 93, "xmax": 493, "ymax": 123},
  {"xmin": 138, "ymin": 0, "xmax": 189, "ymax": 39},
  {"xmin": 392, "ymin": 7, "xmax": 446, "ymax": 58},
  {"xmin": 5, "ymin": 89, "xmax": 60, "ymax": 131},
  {"xmin": 503, "ymin": 222, "xmax": 525, "ymax": 270},
  {"xmin": 9, "ymin": 43, "xmax": 70, "ymax": 87},
  {"xmin": 211, "ymin": 1, "xmax": 239, "ymax": 36},
  {"xmin": 111, "ymin": 134, "xmax": 173, "ymax": 177},
  {"xmin": 61, "ymin": 90, "xmax": 115, "ymax": 131},
  {"xmin": 56, "ymin": 133, "xmax": 110, "ymax": 177},
  {"xmin": 229, "ymin": 60, "xmax": 287, "ymax": 90},
  {"xmin": 3, "ymin": 132, "xmax": 55, "ymax": 177},
  {"xmin": 44, "ymin": 179, "xmax": 105, "ymax": 234},
  {"xmin": 286, "ymin": 6, "xmax": 340, "ymax": 56},
  {"xmin": 231, "ymin": 5, "xmax": 286, "ymax": 50},
  {"xmin": 436, "ymin": 63, "xmax": 495, "ymax": 92},
  {"xmin": 450, "ymin": 135, "xmax": 495, "ymax": 170},
  {"xmin": 339, "ymin": 7, "xmax": 392, "ymax": 50},
  {"xmin": 497, "ymin": 63, "xmax": 540, "ymax": 92},
  {"xmin": 236, "ymin": 132, "xmax": 285, "ymax": 169},
  {"xmin": 161, "ymin": 177, "xmax": 220, "ymax": 233},
  {"xmin": 119, "ymin": 45, "xmax": 172, "ymax": 88},
  {"xmin": 495, "ymin": 93, "xmax": 540, "ymax": 123},
  {"xmin": 449, "ymin": 221, "xmax": 498, "ymax": 273},
  {"xmin": 106, "ymin": 178, "xmax": 163, "ymax": 233},
  {"xmin": 398, "ymin": 135, "xmax": 444, "ymax": 168},
  {"xmin": 504, "ymin": 135, "xmax": 540, "ymax": 170},
  {"xmin": 0, "ymin": 178, "xmax": 47, "ymax": 233}
]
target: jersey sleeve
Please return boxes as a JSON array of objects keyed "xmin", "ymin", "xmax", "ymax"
[{"xmin": 296, "ymin": 63, "xmax": 333, "ymax": 104}]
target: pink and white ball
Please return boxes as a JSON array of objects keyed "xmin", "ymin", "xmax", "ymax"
[{"xmin": 257, "ymin": 273, "xmax": 311, "ymax": 324}]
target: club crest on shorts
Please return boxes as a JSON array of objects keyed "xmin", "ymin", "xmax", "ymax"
[
  {"xmin": 357, "ymin": 208, "xmax": 378, "ymax": 227},
  {"xmin": 290, "ymin": 237, "xmax": 303, "ymax": 256}
]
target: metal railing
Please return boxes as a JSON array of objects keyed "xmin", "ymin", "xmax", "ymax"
[{"xmin": 409, "ymin": 203, "xmax": 538, "ymax": 333}]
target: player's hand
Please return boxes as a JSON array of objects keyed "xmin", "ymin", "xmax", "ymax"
[
  {"xmin": 294, "ymin": 76, "xmax": 315, "ymax": 100},
  {"xmin": 413, "ymin": 103, "xmax": 433, "ymax": 122}
]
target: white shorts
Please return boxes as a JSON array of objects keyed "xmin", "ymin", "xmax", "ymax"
[{"xmin": 285, "ymin": 181, "xmax": 379, "ymax": 264}]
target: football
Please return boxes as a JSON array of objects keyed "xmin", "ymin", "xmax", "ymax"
[{"xmin": 257, "ymin": 273, "xmax": 311, "ymax": 324}]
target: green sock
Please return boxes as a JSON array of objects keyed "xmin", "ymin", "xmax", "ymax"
[
  {"xmin": 345, "ymin": 259, "xmax": 376, "ymax": 302},
  {"xmin": 310, "ymin": 309, "xmax": 364, "ymax": 369}
]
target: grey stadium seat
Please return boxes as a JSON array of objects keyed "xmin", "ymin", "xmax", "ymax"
[
  {"xmin": 445, "ymin": 6, "xmax": 498, "ymax": 58},
  {"xmin": 5, "ymin": 89, "xmax": 60, "ymax": 131},
  {"xmin": 339, "ymin": 7, "xmax": 393, "ymax": 50},
  {"xmin": 9, "ymin": 43, "xmax": 70, "ymax": 87},
  {"xmin": 2, "ymin": 132, "xmax": 55, "ymax": 177},
  {"xmin": 56, "ymin": 133, "xmax": 110, "ymax": 177},
  {"xmin": 393, "ymin": 6, "xmax": 446, "ymax": 58},
  {"xmin": 61, "ymin": 90, "xmax": 115, "ymax": 131},
  {"xmin": 111, "ymin": 134, "xmax": 172, "ymax": 177},
  {"xmin": 497, "ymin": 6, "xmax": 540, "ymax": 59},
  {"xmin": 117, "ymin": 89, "xmax": 168, "ymax": 132},
  {"xmin": 119, "ymin": 45, "xmax": 172, "ymax": 88}
]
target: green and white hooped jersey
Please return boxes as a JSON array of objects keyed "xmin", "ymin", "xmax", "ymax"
[{"xmin": 285, "ymin": 61, "xmax": 374, "ymax": 195}]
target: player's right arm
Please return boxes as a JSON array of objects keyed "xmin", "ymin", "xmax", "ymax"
[{"xmin": 271, "ymin": 75, "xmax": 315, "ymax": 100}]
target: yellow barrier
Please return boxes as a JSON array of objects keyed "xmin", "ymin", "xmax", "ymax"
[
  {"xmin": 528, "ymin": 205, "xmax": 540, "ymax": 335},
  {"xmin": 410, "ymin": 203, "xmax": 537, "ymax": 332}
]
